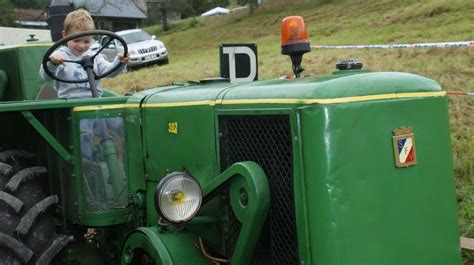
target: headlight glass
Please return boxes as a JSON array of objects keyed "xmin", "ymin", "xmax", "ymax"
[
  {"xmin": 130, "ymin": 50, "xmax": 138, "ymax": 55},
  {"xmin": 154, "ymin": 172, "xmax": 202, "ymax": 223},
  {"xmin": 155, "ymin": 41, "xmax": 164, "ymax": 49}
]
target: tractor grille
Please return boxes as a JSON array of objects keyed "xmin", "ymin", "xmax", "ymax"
[
  {"xmin": 138, "ymin": 46, "xmax": 157, "ymax": 54},
  {"xmin": 219, "ymin": 115, "xmax": 299, "ymax": 265}
]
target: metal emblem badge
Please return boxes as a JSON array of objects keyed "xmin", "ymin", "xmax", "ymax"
[{"xmin": 392, "ymin": 127, "xmax": 417, "ymax": 167}]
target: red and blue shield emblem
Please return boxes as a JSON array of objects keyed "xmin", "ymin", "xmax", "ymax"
[{"xmin": 393, "ymin": 127, "xmax": 417, "ymax": 167}]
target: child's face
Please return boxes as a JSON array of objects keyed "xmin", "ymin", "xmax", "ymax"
[{"xmin": 64, "ymin": 29, "xmax": 92, "ymax": 56}]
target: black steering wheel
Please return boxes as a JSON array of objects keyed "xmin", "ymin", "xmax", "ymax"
[{"xmin": 42, "ymin": 30, "xmax": 128, "ymax": 97}]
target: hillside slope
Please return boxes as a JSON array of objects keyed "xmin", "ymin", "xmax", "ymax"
[
  {"xmin": 105, "ymin": 0, "xmax": 473, "ymax": 90},
  {"xmin": 104, "ymin": 0, "xmax": 473, "ymax": 260}
]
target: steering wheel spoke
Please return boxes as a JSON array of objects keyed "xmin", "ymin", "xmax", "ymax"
[
  {"xmin": 62, "ymin": 59, "xmax": 81, "ymax": 64},
  {"xmin": 91, "ymin": 38, "xmax": 115, "ymax": 60}
]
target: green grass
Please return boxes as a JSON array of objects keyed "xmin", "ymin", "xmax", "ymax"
[{"xmin": 104, "ymin": 0, "xmax": 473, "ymax": 261}]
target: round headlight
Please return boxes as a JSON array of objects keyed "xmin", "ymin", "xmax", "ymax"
[{"xmin": 154, "ymin": 172, "xmax": 202, "ymax": 223}]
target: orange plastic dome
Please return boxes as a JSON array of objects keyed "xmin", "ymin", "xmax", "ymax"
[{"xmin": 281, "ymin": 16, "xmax": 309, "ymax": 46}]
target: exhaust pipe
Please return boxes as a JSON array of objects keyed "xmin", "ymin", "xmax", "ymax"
[{"xmin": 47, "ymin": 0, "xmax": 75, "ymax": 42}]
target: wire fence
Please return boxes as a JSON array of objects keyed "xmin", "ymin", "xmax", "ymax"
[
  {"xmin": 312, "ymin": 40, "xmax": 474, "ymax": 96},
  {"xmin": 311, "ymin": 40, "xmax": 474, "ymax": 49}
]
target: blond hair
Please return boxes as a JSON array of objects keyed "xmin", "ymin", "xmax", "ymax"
[{"xmin": 63, "ymin": 9, "xmax": 95, "ymax": 34}]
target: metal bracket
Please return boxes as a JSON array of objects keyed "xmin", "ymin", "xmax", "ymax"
[
  {"xmin": 21, "ymin": 111, "xmax": 75, "ymax": 165},
  {"xmin": 202, "ymin": 161, "xmax": 270, "ymax": 265}
]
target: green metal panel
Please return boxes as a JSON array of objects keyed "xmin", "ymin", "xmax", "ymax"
[
  {"xmin": 139, "ymin": 86, "xmax": 228, "ymax": 180},
  {"xmin": 299, "ymin": 97, "xmax": 460, "ymax": 265},
  {"xmin": 142, "ymin": 104, "xmax": 218, "ymax": 180},
  {"xmin": 17, "ymin": 44, "xmax": 51, "ymax": 100},
  {"xmin": 0, "ymin": 70, "xmax": 6, "ymax": 100},
  {"xmin": 137, "ymin": 72, "xmax": 441, "ymax": 109},
  {"xmin": 142, "ymin": 83, "xmax": 234, "ymax": 105},
  {"xmin": 120, "ymin": 227, "xmax": 212, "ymax": 265},
  {"xmin": 139, "ymin": 72, "xmax": 440, "ymax": 106},
  {"xmin": 0, "ymin": 46, "xmax": 20, "ymax": 100},
  {"xmin": 220, "ymin": 72, "xmax": 441, "ymax": 100},
  {"xmin": 124, "ymin": 93, "xmax": 147, "ymax": 212},
  {"xmin": 0, "ymin": 96, "xmax": 128, "ymax": 112},
  {"xmin": 0, "ymin": 44, "xmax": 50, "ymax": 101}
]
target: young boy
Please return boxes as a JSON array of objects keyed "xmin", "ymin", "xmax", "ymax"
[
  {"xmin": 39, "ymin": 9, "xmax": 129, "ymax": 99},
  {"xmin": 39, "ymin": 10, "xmax": 130, "ymax": 199}
]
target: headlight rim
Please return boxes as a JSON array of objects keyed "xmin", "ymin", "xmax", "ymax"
[{"xmin": 154, "ymin": 171, "xmax": 202, "ymax": 224}]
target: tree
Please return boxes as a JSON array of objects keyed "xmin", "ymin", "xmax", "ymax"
[
  {"xmin": 0, "ymin": 0, "xmax": 16, "ymax": 26},
  {"xmin": 151, "ymin": 0, "xmax": 189, "ymax": 31},
  {"xmin": 235, "ymin": 0, "xmax": 259, "ymax": 14},
  {"xmin": 249, "ymin": 0, "xmax": 258, "ymax": 14},
  {"xmin": 10, "ymin": 0, "xmax": 50, "ymax": 9},
  {"xmin": 148, "ymin": 0, "xmax": 230, "ymax": 31}
]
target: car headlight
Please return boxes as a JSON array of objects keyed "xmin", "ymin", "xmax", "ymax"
[
  {"xmin": 130, "ymin": 50, "xmax": 138, "ymax": 55},
  {"xmin": 156, "ymin": 41, "xmax": 165, "ymax": 49},
  {"xmin": 154, "ymin": 172, "xmax": 202, "ymax": 223}
]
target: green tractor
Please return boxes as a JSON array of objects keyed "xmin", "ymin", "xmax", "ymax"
[{"xmin": 0, "ymin": 16, "xmax": 461, "ymax": 265}]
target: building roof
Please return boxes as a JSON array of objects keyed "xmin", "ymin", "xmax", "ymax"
[
  {"xmin": 15, "ymin": 21, "xmax": 49, "ymax": 28},
  {"xmin": 72, "ymin": 0, "xmax": 147, "ymax": 19},
  {"xmin": 14, "ymin": 8, "xmax": 48, "ymax": 21},
  {"xmin": 0, "ymin": 27, "xmax": 51, "ymax": 46}
]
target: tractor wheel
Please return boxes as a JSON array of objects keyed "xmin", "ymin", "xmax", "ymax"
[{"xmin": 0, "ymin": 150, "xmax": 70, "ymax": 265}]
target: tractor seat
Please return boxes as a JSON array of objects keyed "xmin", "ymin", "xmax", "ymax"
[{"xmin": 35, "ymin": 83, "xmax": 58, "ymax": 100}]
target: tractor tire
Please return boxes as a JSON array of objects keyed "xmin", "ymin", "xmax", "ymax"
[{"xmin": 0, "ymin": 150, "xmax": 70, "ymax": 265}]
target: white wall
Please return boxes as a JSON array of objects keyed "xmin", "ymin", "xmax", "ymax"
[{"xmin": 0, "ymin": 27, "xmax": 51, "ymax": 46}]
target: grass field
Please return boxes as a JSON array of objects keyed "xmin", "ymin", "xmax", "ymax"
[{"xmin": 104, "ymin": 0, "xmax": 474, "ymax": 262}]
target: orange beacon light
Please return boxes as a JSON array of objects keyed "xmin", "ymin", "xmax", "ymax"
[
  {"xmin": 281, "ymin": 16, "xmax": 309, "ymax": 47},
  {"xmin": 281, "ymin": 16, "xmax": 311, "ymax": 78}
]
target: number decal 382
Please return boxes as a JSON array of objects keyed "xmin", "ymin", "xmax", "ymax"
[{"xmin": 168, "ymin": 122, "xmax": 178, "ymax": 134}]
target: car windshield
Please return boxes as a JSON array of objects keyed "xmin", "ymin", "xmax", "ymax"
[{"xmin": 121, "ymin": 31, "xmax": 151, "ymax": 44}]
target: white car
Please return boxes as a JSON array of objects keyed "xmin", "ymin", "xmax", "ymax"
[{"xmin": 97, "ymin": 29, "xmax": 168, "ymax": 69}]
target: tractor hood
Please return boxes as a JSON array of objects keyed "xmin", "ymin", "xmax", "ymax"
[
  {"xmin": 131, "ymin": 70, "xmax": 459, "ymax": 265},
  {"xmin": 136, "ymin": 71, "xmax": 442, "ymax": 108}
]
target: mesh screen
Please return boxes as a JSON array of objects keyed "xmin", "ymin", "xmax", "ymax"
[{"xmin": 219, "ymin": 115, "xmax": 299, "ymax": 265}]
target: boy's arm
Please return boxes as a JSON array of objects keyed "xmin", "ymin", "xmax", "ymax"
[
  {"xmin": 39, "ymin": 53, "xmax": 65, "ymax": 81},
  {"xmin": 95, "ymin": 53, "xmax": 128, "ymax": 78},
  {"xmin": 39, "ymin": 61, "xmax": 63, "ymax": 81}
]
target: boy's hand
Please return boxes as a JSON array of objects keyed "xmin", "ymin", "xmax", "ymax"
[
  {"xmin": 49, "ymin": 53, "xmax": 64, "ymax": 65},
  {"xmin": 118, "ymin": 53, "xmax": 130, "ymax": 64}
]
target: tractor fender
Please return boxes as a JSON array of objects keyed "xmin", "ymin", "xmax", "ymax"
[{"xmin": 120, "ymin": 226, "xmax": 212, "ymax": 265}]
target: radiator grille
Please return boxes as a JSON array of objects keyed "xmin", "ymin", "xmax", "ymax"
[
  {"xmin": 138, "ymin": 46, "xmax": 157, "ymax": 54},
  {"xmin": 219, "ymin": 115, "xmax": 299, "ymax": 265}
]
